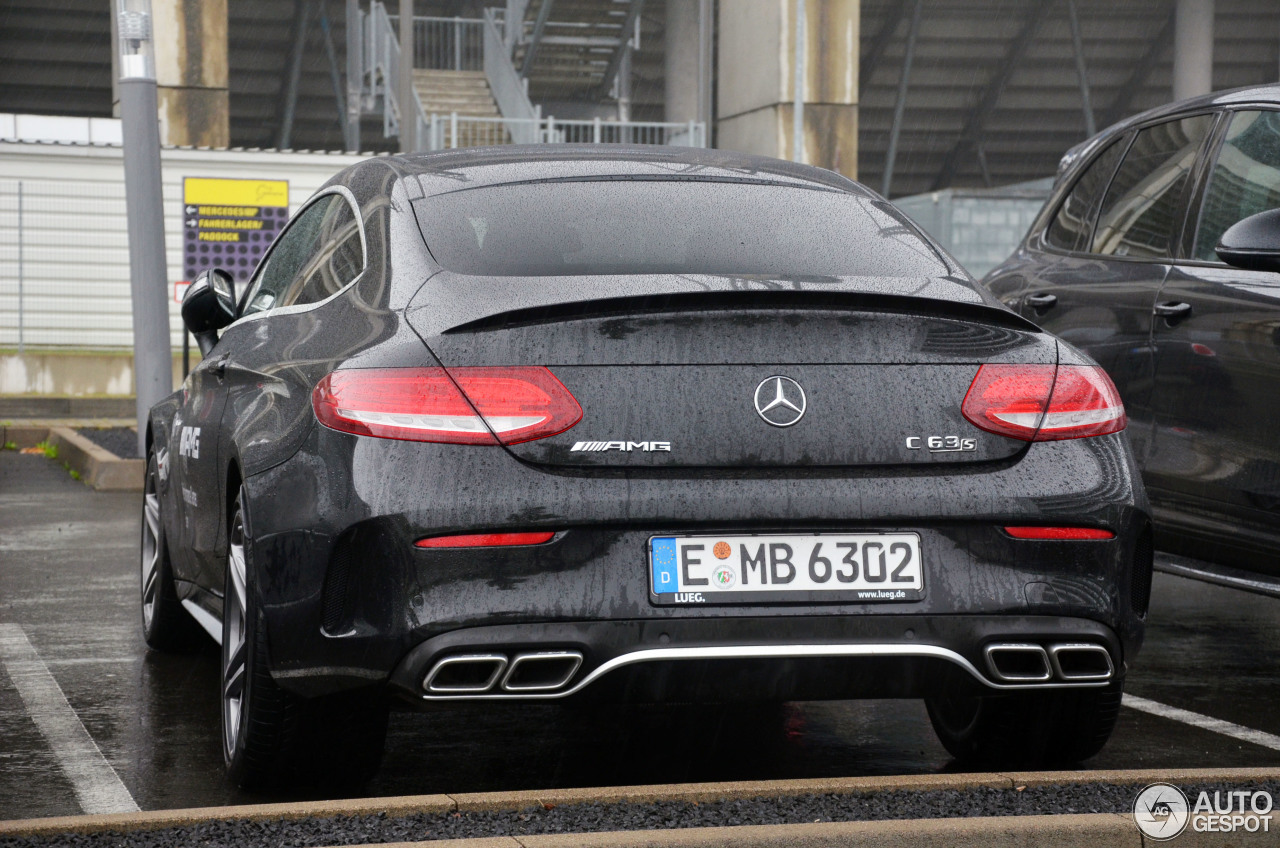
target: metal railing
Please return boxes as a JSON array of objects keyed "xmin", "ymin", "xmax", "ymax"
[
  {"xmin": 424, "ymin": 114, "xmax": 707, "ymax": 151},
  {"xmin": 394, "ymin": 15, "xmax": 485, "ymax": 72},
  {"xmin": 481, "ymin": 7, "xmax": 540, "ymax": 139}
]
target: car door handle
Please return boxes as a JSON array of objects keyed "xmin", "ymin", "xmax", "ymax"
[
  {"xmin": 1025, "ymin": 293, "xmax": 1058, "ymax": 311},
  {"xmin": 1153, "ymin": 301, "xmax": 1192, "ymax": 319}
]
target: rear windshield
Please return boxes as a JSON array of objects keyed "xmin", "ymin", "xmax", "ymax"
[{"xmin": 412, "ymin": 180, "xmax": 950, "ymax": 278}]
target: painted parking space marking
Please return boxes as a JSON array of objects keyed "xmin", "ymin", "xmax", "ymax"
[
  {"xmin": 0, "ymin": 624, "xmax": 138, "ymax": 814},
  {"xmin": 1124, "ymin": 693, "xmax": 1280, "ymax": 753}
]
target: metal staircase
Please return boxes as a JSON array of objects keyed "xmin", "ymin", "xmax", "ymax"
[
  {"xmin": 510, "ymin": 0, "xmax": 646, "ymax": 111},
  {"xmin": 350, "ymin": 0, "xmax": 700, "ymax": 151}
]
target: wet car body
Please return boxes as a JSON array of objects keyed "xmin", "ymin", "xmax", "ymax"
[
  {"xmin": 145, "ymin": 145, "xmax": 1150, "ymax": 787},
  {"xmin": 984, "ymin": 84, "xmax": 1280, "ymax": 578}
]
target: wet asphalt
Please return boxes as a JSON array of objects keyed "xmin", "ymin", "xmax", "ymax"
[{"xmin": 2, "ymin": 447, "xmax": 1279, "ymax": 821}]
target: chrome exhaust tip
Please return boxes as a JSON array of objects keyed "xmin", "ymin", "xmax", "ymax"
[
  {"xmin": 423, "ymin": 653, "xmax": 508, "ymax": 693},
  {"xmin": 984, "ymin": 643, "xmax": 1052, "ymax": 683},
  {"xmin": 501, "ymin": 651, "xmax": 584, "ymax": 692},
  {"xmin": 1049, "ymin": 643, "xmax": 1114, "ymax": 681}
]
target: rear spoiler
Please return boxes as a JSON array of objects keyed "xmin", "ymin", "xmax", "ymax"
[{"xmin": 435, "ymin": 289, "xmax": 1043, "ymax": 336}]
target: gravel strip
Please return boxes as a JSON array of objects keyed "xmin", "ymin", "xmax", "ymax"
[
  {"xmin": 4, "ymin": 781, "xmax": 1277, "ymax": 848},
  {"xmin": 75, "ymin": 428, "xmax": 140, "ymax": 460}
]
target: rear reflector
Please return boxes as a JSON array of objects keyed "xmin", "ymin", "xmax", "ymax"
[
  {"xmin": 415, "ymin": 532, "xmax": 556, "ymax": 548},
  {"xmin": 1004, "ymin": 526, "xmax": 1116, "ymax": 540},
  {"xmin": 313, "ymin": 366, "xmax": 582, "ymax": 445},
  {"xmin": 962, "ymin": 364, "xmax": 1125, "ymax": 441}
]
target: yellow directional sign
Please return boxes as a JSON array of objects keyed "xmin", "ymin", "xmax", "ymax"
[{"xmin": 182, "ymin": 178, "xmax": 290, "ymax": 282}]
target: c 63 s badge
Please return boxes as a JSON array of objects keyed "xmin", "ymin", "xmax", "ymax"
[
  {"xmin": 571, "ymin": 441, "xmax": 671, "ymax": 452},
  {"xmin": 906, "ymin": 435, "xmax": 976, "ymax": 453}
]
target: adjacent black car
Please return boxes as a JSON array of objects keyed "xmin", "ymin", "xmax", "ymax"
[
  {"xmin": 984, "ymin": 84, "xmax": 1280, "ymax": 580},
  {"xmin": 144, "ymin": 146, "xmax": 1150, "ymax": 789}
]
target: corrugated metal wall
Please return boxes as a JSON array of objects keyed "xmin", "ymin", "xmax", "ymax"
[{"xmin": 0, "ymin": 142, "xmax": 367, "ymax": 350}]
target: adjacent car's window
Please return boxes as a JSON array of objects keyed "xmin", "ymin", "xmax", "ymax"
[
  {"xmin": 240, "ymin": 194, "xmax": 364, "ymax": 316},
  {"xmin": 1091, "ymin": 114, "xmax": 1214, "ymax": 259},
  {"xmin": 1045, "ymin": 137, "xmax": 1127, "ymax": 252},
  {"xmin": 1192, "ymin": 110, "xmax": 1280, "ymax": 261},
  {"xmin": 413, "ymin": 181, "xmax": 950, "ymax": 278}
]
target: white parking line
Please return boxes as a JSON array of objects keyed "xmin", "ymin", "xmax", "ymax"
[
  {"xmin": 1124, "ymin": 693, "xmax": 1280, "ymax": 752},
  {"xmin": 0, "ymin": 623, "xmax": 138, "ymax": 814}
]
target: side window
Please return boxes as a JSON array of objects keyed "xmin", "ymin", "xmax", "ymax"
[
  {"xmin": 281, "ymin": 196, "xmax": 365, "ymax": 308},
  {"xmin": 1091, "ymin": 114, "xmax": 1214, "ymax": 259},
  {"xmin": 1193, "ymin": 110, "xmax": 1280, "ymax": 261},
  {"xmin": 240, "ymin": 196, "xmax": 340, "ymax": 317},
  {"xmin": 1045, "ymin": 137, "xmax": 1127, "ymax": 252}
]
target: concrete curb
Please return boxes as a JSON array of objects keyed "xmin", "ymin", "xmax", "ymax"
[
  {"xmin": 336, "ymin": 814, "xmax": 1146, "ymax": 848},
  {"xmin": 2, "ymin": 767, "xmax": 1278, "ymax": 840},
  {"xmin": 47, "ymin": 426, "xmax": 144, "ymax": 491},
  {"xmin": 0, "ymin": 423, "xmax": 142, "ymax": 491}
]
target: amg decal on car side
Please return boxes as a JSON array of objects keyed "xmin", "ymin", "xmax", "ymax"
[{"xmin": 570, "ymin": 441, "xmax": 672, "ymax": 452}]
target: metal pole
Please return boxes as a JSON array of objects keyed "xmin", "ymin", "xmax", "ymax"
[
  {"xmin": 399, "ymin": 0, "xmax": 416, "ymax": 151},
  {"xmin": 617, "ymin": 44, "xmax": 632, "ymax": 125},
  {"xmin": 698, "ymin": 0, "xmax": 712, "ymax": 138},
  {"xmin": 17, "ymin": 181, "xmax": 23, "ymax": 356},
  {"xmin": 454, "ymin": 16, "xmax": 462, "ymax": 70},
  {"xmin": 882, "ymin": 0, "xmax": 921, "ymax": 197},
  {"xmin": 277, "ymin": 0, "xmax": 311, "ymax": 150},
  {"xmin": 182, "ymin": 330, "xmax": 190, "ymax": 378},
  {"xmin": 319, "ymin": 4, "xmax": 348, "ymax": 135},
  {"xmin": 115, "ymin": 0, "xmax": 173, "ymax": 459},
  {"xmin": 792, "ymin": 0, "xmax": 805, "ymax": 163},
  {"xmin": 345, "ymin": 0, "xmax": 362, "ymax": 151},
  {"xmin": 450, "ymin": 111, "xmax": 457, "ymax": 148},
  {"xmin": 1066, "ymin": 0, "xmax": 1096, "ymax": 136}
]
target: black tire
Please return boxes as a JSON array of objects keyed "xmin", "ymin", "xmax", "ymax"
[
  {"xmin": 925, "ymin": 687, "xmax": 1122, "ymax": 768},
  {"xmin": 140, "ymin": 449, "xmax": 204, "ymax": 652},
  {"xmin": 221, "ymin": 488, "xmax": 388, "ymax": 791}
]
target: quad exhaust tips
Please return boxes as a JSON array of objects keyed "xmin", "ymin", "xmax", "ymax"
[
  {"xmin": 423, "ymin": 651, "xmax": 583, "ymax": 695},
  {"xmin": 985, "ymin": 642, "xmax": 1114, "ymax": 684},
  {"xmin": 421, "ymin": 643, "xmax": 1112, "ymax": 697}
]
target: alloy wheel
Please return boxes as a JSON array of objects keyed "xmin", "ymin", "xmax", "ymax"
[
  {"xmin": 221, "ymin": 510, "xmax": 249, "ymax": 759},
  {"xmin": 140, "ymin": 461, "xmax": 161, "ymax": 630}
]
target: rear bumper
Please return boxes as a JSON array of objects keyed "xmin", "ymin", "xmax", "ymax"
[
  {"xmin": 243, "ymin": 427, "xmax": 1149, "ymax": 699},
  {"xmin": 386, "ymin": 615, "xmax": 1126, "ymax": 705}
]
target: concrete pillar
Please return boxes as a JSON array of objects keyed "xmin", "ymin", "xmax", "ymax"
[
  {"xmin": 129, "ymin": 0, "xmax": 229, "ymax": 148},
  {"xmin": 1173, "ymin": 0, "xmax": 1213, "ymax": 101},
  {"xmin": 715, "ymin": 0, "xmax": 859, "ymax": 178}
]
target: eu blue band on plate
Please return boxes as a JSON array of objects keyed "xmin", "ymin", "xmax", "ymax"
[{"xmin": 651, "ymin": 537, "xmax": 679, "ymax": 594}]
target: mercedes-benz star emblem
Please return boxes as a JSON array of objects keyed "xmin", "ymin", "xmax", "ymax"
[{"xmin": 754, "ymin": 376, "xmax": 807, "ymax": 427}]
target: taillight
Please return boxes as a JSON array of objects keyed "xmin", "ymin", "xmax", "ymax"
[
  {"xmin": 312, "ymin": 367, "xmax": 582, "ymax": 445},
  {"xmin": 962, "ymin": 364, "xmax": 1125, "ymax": 441},
  {"xmin": 415, "ymin": 531, "xmax": 555, "ymax": 548},
  {"xmin": 1004, "ymin": 526, "xmax": 1115, "ymax": 540}
]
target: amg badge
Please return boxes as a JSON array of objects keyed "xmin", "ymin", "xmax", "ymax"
[{"xmin": 570, "ymin": 441, "xmax": 671, "ymax": 452}]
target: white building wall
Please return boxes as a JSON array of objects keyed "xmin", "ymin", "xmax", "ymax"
[{"xmin": 0, "ymin": 135, "xmax": 369, "ymax": 350}]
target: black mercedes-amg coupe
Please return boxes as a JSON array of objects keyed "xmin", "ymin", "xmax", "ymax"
[{"xmin": 143, "ymin": 145, "xmax": 1150, "ymax": 790}]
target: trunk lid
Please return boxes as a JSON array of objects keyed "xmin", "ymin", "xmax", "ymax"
[{"xmin": 405, "ymin": 276, "xmax": 1053, "ymax": 469}]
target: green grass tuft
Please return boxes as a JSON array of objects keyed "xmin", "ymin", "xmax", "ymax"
[{"xmin": 35, "ymin": 441, "xmax": 58, "ymax": 460}]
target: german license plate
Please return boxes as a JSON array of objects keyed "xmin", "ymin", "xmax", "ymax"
[{"xmin": 649, "ymin": 533, "xmax": 924, "ymax": 605}]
